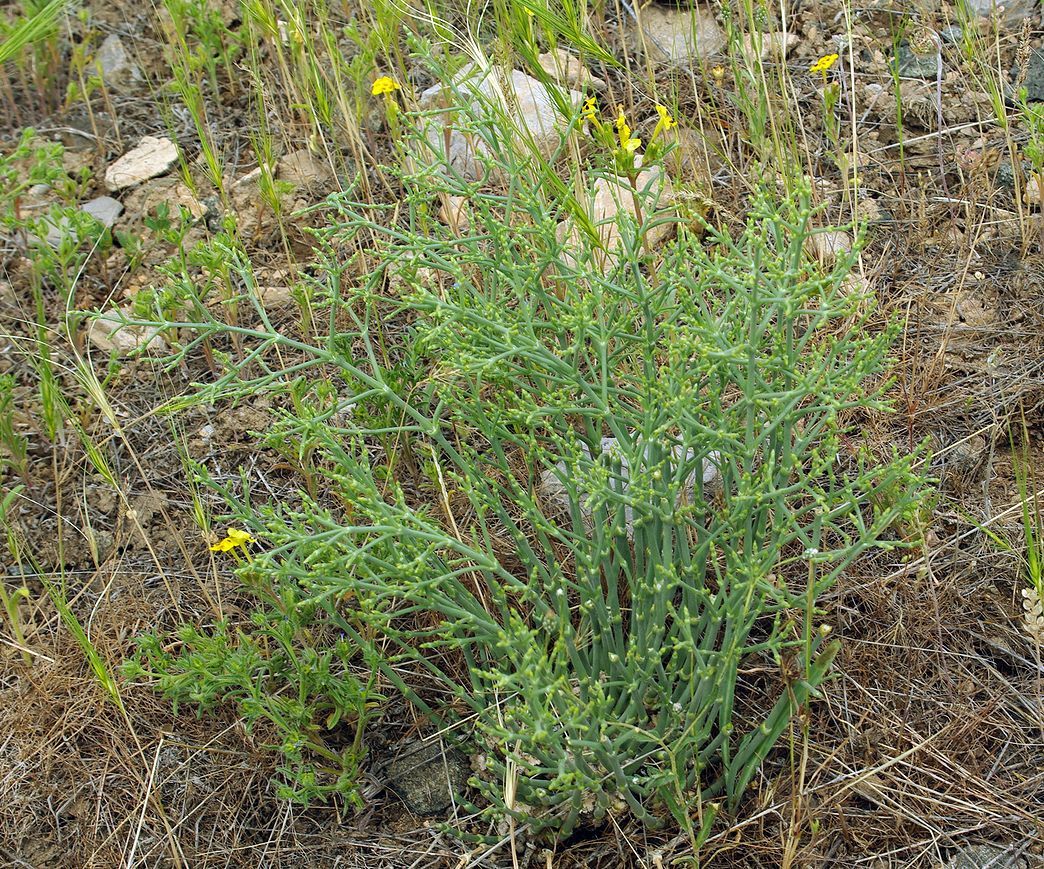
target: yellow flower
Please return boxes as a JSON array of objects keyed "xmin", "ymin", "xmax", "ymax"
[
  {"xmin": 615, "ymin": 107, "xmax": 641, "ymax": 154},
  {"xmin": 371, "ymin": 76, "xmax": 401, "ymax": 96},
  {"xmin": 582, "ymin": 96, "xmax": 598, "ymax": 121},
  {"xmin": 210, "ymin": 528, "xmax": 256, "ymax": 553},
  {"xmin": 810, "ymin": 53, "xmax": 839, "ymax": 75},
  {"xmin": 655, "ymin": 104, "xmax": 676, "ymax": 131},
  {"xmin": 615, "ymin": 106, "xmax": 629, "ymax": 137}
]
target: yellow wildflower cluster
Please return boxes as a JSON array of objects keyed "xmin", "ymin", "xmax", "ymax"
[
  {"xmin": 653, "ymin": 104, "xmax": 675, "ymax": 139},
  {"xmin": 582, "ymin": 95, "xmax": 598, "ymax": 122},
  {"xmin": 810, "ymin": 53, "xmax": 839, "ymax": 76},
  {"xmin": 582, "ymin": 96, "xmax": 677, "ymax": 171},
  {"xmin": 371, "ymin": 76, "xmax": 401, "ymax": 96}
]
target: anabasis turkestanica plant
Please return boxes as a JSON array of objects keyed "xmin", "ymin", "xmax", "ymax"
[{"xmin": 119, "ymin": 66, "xmax": 924, "ymax": 837}]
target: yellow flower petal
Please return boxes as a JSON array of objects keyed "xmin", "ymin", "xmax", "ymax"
[
  {"xmin": 226, "ymin": 528, "xmax": 256, "ymax": 546},
  {"xmin": 210, "ymin": 528, "xmax": 255, "ymax": 553},
  {"xmin": 371, "ymin": 76, "xmax": 401, "ymax": 96},
  {"xmin": 582, "ymin": 96, "xmax": 597, "ymax": 120},
  {"xmin": 655, "ymin": 104, "xmax": 676, "ymax": 131},
  {"xmin": 616, "ymin": 107, "xmax": 634, "ymax": 148}
]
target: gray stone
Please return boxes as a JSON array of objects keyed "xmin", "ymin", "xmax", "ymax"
[
  {"xmin": 995, "ymin": 159, "xmax": 1026, "ymax": 186},
  {"xmin": 939, "ymin": 25, "xmax": 964, "ymax": 44},
  {"xmin": 417, "ymin": 65, "xmax": 582, "ymax": 182},
  {"xmin": 82, "ymin": 195, "xmax": 124, "ymax": 227},
  {"xmin": 104, "ymin": 136, "xmax": 179, "ymax": 191},
  {"xmin": 1021, "ymin": 49, "xmax": 1044, "ymax": 102},
  {"xmin": 383, "ymin": 739, "xmax": 469, "ymax": 815},
  {"xmin": 94, "ymin": 34, "xmax": 142, "ymax": 92},
  {"xmin": 897, "ymin": 42, "xmax": 942, "ymax": 79},
  {"xmin": 942, "ymin": 843, "xmax": 1036, "ymax": 869},
  {"xmin": 634, "ymin": 5, "xmax": 725, "ymax": 63},
  {"xmin": 963, "ymin": 0, "xmax": 1038, "ymax": 23},
  {"xmin": 28, "ymin": 196, "xmax": 123, "ymax": 248}
]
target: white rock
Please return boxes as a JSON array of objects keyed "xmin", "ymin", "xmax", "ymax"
[
  {"xmin": 590, "ymin": 169, "xmax": 674, "ymax": 249},
  {"xmin": 277, "ymin": 148, "xmax": 332, "ymax": 186},
  {"xmin": 86, "ymin": 308, "xmax": 168, "ymax": 356},
  {"xmin": 537, "ymin": 48, "xmax": 605, "ymax": 90},
  {"xmin": 807, "ymin": 230, "xmax": 851, "ymax": 265},
  {"xmin": 257, "ymin": 285, "xmax": 295, "ymax": 306},
  {"xmin": 1026, "ymin": 173, "xmax": 1041, "ymax": 207},
  {"xmin": 855, "ymin": 195, "xmax": 885, "ymax": 225},
  {"xmin": 417, "ymin": 64, "xmax": 582, "ymax": 182},
  {"xmin": 233, "ymin": 166, "xmax": 263, "ymax": 188},
  {"xmin": 541, "ymin": 437, "xmax": 724, "ymax": 535},
  {"xmin": 557, "ymin": 168, "xmax": 675, "ymax": 270},
  {"xmin": 105, "ymin": 136, "xmax": 179, "ymax": 191},
  {"xmin": 123, "ymin": 176, "xmax": 206, "ymax": 222},
  {"xmin": 635, "ymin": 6, "xmax": 726, "ymax": 63},
  {"xmin": 841, "ymin": 272, "xmax": 871, "ymax": 297},
  {"xmin": 744, "ymin": 30, "xmax": 800, "ymax": 60},
  {"xmin": 94, "ymin": 34, "xmax": 142, "ymax": 92}
]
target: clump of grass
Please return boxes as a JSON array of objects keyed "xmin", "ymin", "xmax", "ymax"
[
  {"xmin": 0, "ymin": 374, "xmax": 28, "ymax": 483},
  {"xmin": 978, "ymin": 419, "xmax": 1044, "ymax": 648},
  {"xmin": 0, "ymin": 486, "xmax": 31, "ymax": 666},
  {"xmin": 0, "ymin": 0, "xmax": 70, "ymax": 119}
]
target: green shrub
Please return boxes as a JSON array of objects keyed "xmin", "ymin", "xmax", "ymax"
[{"xmin": 119, "ymin": 96, "xmax": 923, "ymax": 835}]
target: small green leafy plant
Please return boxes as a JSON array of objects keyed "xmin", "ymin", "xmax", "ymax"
[
  {"xmin": 0, "ymin": 129, "xmax": 69, "ymax": 227},
  {"xmin": 123, "ymin": 551, "xmax": 381, "ymax": 805}
]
